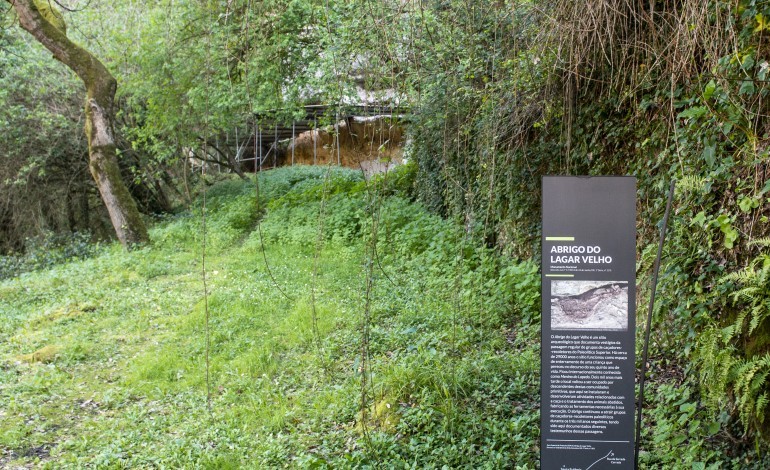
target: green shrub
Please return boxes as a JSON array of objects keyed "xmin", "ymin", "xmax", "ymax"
[{"xmin": 0, "ymin": 231, "xmax": 101, "ymax": 280}]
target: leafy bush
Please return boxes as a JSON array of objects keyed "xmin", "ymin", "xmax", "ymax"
[
  {"xmin": 639, "ymin": 384, "xmax": 727, "ymax": 468},
  {"xmin": 0, "ymin": 231, "xmax": 101, "ymax": 280}
]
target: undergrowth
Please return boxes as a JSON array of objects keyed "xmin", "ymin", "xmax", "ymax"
[
  {"xmin": 0, "ymin": 166, "xmax": 763, "ymax": 468},
  {"xmin": 0, "ymin": 232, "xmax": 102, "ymax": 281}
]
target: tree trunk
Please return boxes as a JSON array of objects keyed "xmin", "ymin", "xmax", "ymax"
[{"xmin": 8, "ymin": 0, "xmax": 149, "ymax": 247}]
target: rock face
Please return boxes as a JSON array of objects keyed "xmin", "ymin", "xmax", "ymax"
[
  {"xmin": 287, "ymin": 116, "xmax": 403, "ymax": 168},
  {"xmin": 551, "ymin": 281, "xmax": 628, "ymax": 331}
]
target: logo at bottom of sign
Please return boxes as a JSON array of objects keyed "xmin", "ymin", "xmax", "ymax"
[{"xmin": 558, "ymin": 450, "xmax": 628, "ymax": 469}]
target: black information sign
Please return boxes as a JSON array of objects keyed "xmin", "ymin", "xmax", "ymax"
[{"xmin": 541, "ymin": 176, "xmax": 636, "ymax": 469}]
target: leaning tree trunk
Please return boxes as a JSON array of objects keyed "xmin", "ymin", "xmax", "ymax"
[{"xmin": 8, "ymin": 0, "xmax": 149, "ymax": 247}]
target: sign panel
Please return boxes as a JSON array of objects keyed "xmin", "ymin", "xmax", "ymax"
[{"xmin": 541, "ymin": 176, "xmax": 636, "ymax": 469}]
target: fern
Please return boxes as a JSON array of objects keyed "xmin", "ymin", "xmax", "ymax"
[
  {"xmin": 699, "ymin": 245, "xmax": 770, "ymax": 434},
  {"xmin": 757, "ymin": 393, "xmax": 769, "ymax": 423},
  {"xmin": 749, "ymin": 304, "xmax": 769, "ymax": 336},
  {"xmin": 696, "ymin": 326, "xmax": 736, "ymax": 413},
  {"xmin": 677, "ymin": 175, "xmax": 710, "ymax": 193},
  {"xmin": 733, "ymin": 355, "xmax": 770, "ymax": 429},
  {"xmin": 749, "ymin": 237, "xmax": 770, "ymax": 248}
]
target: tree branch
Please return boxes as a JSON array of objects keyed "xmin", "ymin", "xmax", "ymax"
[{"xmin": 7, "ymin": 0, "xmax": 115, "ymax": 96}]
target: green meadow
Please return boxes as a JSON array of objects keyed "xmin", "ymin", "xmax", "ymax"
[{"xmin": 0, "ymin": 167, "xmax": 753, "ymax": 468}]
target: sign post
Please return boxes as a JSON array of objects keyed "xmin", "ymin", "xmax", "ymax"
[{"xmin": 541, "ymin": 176, "xmax": 637, "ymax": 469}]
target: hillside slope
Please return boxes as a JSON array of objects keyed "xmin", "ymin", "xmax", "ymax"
[{"xmin": 0, "ymin": 167, "xmax": 762, "ymax": 468}]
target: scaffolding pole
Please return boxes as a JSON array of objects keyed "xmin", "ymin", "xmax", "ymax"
[
  {"xmin": 274, "ymin": 123, "xmax": 278, "ymax": 168},
  {"xmin": 313, "ymin": 118, "xmax": 317, "ymax": 165},
  {"xmin": 335, "ymin": 111, "xmax": 341, "ymax": 166}
]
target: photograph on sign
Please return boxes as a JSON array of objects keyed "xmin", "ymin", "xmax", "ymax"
[{"xmin": 550, "ymin": 280, "xmax": 629, "ymax": 331}]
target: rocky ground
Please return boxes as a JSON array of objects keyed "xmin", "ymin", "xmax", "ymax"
[{"xmin": 551, "ymin": 281, "xmax": 628, "ymax": 330}]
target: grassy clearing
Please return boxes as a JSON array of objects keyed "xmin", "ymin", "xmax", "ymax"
[
  {"xmin": 0, "ymin": 166, "xmax": 542, "ymax": 468},
  {"xmin": 1, "ymin": 166, "xmax": 747, "ymax": 468}
]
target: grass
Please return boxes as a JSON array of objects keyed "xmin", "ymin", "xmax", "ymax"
[
  {"xmin": 0, "ymin": 166, "xmax": 542, "ymax": 468},
  {"xmin": 0, "ymin": 165, "xmax": 753, "ymax": 468}
]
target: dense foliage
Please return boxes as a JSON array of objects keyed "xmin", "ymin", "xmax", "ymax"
[
  {"xmin": 0, "ymin": 28, "xmax": 94, "ymax": 251},
  {"xmin": 2, "ymin": 167, "xmax": 764, "ymax": 467},
  {"xmin": 369, "ymin": 0, "xmax": 770, "ymax": 446},
  {"xmin": 2, "ymin": 0, "xmax": 770, "ymax": 464}
]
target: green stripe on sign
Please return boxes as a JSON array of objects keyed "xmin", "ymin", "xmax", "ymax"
[
  {"xmin": 545, "ymin": 237, "xmax": 575, "ymax": 241},
  {"xmin": 545, "ymin": 274, "xmax": 574, "ymax": 278}
]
